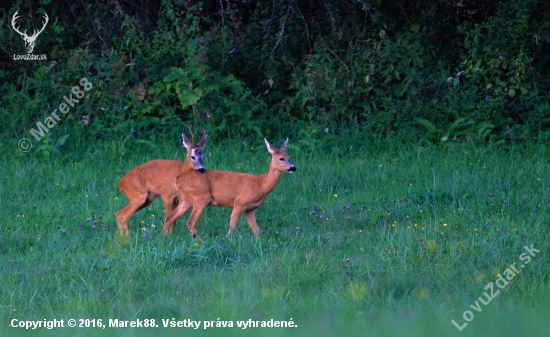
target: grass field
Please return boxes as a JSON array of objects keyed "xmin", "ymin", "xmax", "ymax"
[{"xmin": 1, "ymin": 140, "xmax": 549, "ymax": 336}]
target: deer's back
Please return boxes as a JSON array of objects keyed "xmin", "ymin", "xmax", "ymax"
[
  {"xmin": 207, "ymin": 170, "xmax": 264, "ymax": 207},
  {"xmin": 120, "ymin": 160, "xmax": 186, "ymax": 195}
]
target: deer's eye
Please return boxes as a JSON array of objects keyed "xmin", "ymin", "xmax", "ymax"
[
  {"xmin": 191, "ymin": 156, "xmax": 196, "ymax": 160},
  {"xmin": 279, "ymin": 158, "xmax": 285, "ymax": 162}
]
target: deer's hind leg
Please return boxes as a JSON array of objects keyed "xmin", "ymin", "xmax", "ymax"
[{"xmin": 116, "ymin": 190, "xmax": 155, "ymax": 236}]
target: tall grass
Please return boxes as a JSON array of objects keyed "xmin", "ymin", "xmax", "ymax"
[{"xmin": 1, "ymin": 141, "xmax": 549, "ymax": 336}]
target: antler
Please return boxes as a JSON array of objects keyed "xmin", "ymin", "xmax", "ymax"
[
  {"xmin": 11, "ymin": 11, "xmax": 49, "ymax": 39},
  {"xmin": 32, "ymin": 13, "xmax": 49, "ymax": 39},
  {"xmin": 11, "ymin": 11, "xmax": 27, "ymax": 37},
  {"xmin": 188, "ymin": 124, "xmax": 197, "ymax": 145}
]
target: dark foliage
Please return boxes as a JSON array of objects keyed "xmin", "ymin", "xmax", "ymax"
[{"xmin": 1, "ymin": 0, "xmax": 549, "ymax": 156}]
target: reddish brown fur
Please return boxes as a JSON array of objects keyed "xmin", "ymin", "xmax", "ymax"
[
  {"xmin": 164, "ymin": 138, "xmax": 296, "ymax": 239},
  {"xmin": 115, "ymin": 131, "xmax": 207, "ymax": 236}
]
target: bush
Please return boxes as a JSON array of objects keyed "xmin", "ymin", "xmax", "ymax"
[{"xmin": 2, "ymin": 0, "xmax": 550, "ymax": 157}]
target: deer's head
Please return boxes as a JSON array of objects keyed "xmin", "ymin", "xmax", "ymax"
[
  {"xmin": 182, "ymin": 126, "xmax": 207, "ymax": 174},
  {"xmin": 12, "ymin": 11, "xmax": 49, "ymax": 54},
  {"xmin": 265, "ymin": 138, "xmax": 296, "ymax": 173}
]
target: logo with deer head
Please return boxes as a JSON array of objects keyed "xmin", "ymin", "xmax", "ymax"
[{"xmin": 11, "ymin": 11, "xmax": 49, "ymax": 54}]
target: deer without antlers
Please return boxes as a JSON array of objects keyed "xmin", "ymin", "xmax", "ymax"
[
  {"xmin": 11, "ymin": 11, "xmax": 49, "ymax": 54},
  {"xmin": 164, "ymin": 138, "xmax": 296, "ymax": 239},
  {"xmin": 115, "ymin": 129, "xmax": 207, "ymax": 236}
]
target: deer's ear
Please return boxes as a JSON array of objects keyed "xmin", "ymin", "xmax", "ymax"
[
  {"xmin": 279, "ymin": 138, "xmax": 289, "ymax": 152},
  {"xmin": 182, "ymin": 133, "xmax": 193, "ymax": 148},
  {"xmin": 198, "ymin": 130, "xmax": 207, "ymax": 149},
  {"xmin": 264, "ymin": 138, "xmax": 276, "ymax": 154}
]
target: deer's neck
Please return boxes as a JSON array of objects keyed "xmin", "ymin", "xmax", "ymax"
[
  {"xmin": 260, "ymin": 165, "xmax": 282, "ymax": 195},
  {"xmin": 181, "ymin": 158, "xmax": 193, "ymax": 172}
]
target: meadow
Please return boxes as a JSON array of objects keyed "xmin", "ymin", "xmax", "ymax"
[{"xmin": 1, "ymin": 140, "xmax": 549, "ymax": 337}]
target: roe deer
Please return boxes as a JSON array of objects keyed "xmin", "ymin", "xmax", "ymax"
[
  {"xmin": 115, "ymin": 129, "xmax": 207, "ymax": 236},
  {"xmin": 164, "ymin": 138, "xmax": 296, "ymax": 239}
]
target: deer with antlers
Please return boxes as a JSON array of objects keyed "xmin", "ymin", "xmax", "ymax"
[
  {"xmin": 115, "ymin": 127, "xmax": 207, "ymax": 236},
  {"xmin": 163, "ymin": 138, "xmax": 296, "ymax": 239},
  {"xmin": 11, "ymin": 11, "xmax": 49, "ymax": 54}
]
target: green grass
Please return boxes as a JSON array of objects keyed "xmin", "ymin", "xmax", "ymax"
[{"xmin": 1, "ymin": 141, "xmax": 550, "ymax": 336}]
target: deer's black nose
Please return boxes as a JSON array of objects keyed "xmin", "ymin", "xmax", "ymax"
[
  {"xmin": 197, "ymin": 168, "xmax": 205, "ymax": 173},
  {"xmin": 288, "ymin": 166, "xmax": 296, "ymax": 173}
]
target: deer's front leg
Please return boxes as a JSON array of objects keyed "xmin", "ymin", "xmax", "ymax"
[
  {"xmin": 227, "ymin": 206, "xmax": 245, "ymax": 237},
  {"xmin": 244, "ymin": 210, "xmax": 259, "ymax": 238},
  {"xmin": 186, "ymin": 204, "xmax": 207, "ymax": 239},
  {"xmin": 164, "ymin": 199, "xmax": 191, "ymax": 235}
]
